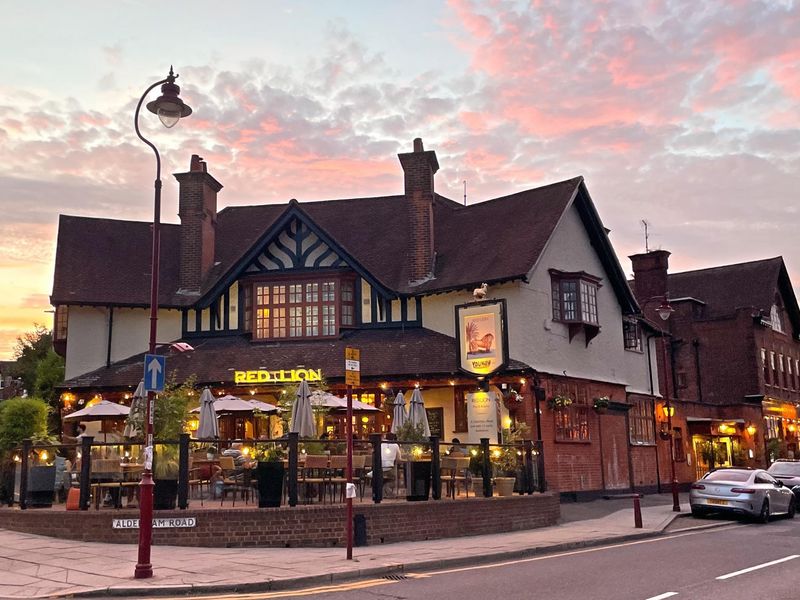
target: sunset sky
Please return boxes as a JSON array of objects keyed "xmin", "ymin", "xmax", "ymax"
[{"xmin": 1, "ymin": 0, "xmax": 798, "ymax": 359}]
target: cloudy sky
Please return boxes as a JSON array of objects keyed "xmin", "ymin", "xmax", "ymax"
[{"xmin": 1, "ymin": 0, "xmax": 798, "ymax": 359}]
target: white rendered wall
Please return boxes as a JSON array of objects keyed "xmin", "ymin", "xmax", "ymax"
[
  {"xmin": 421, "ymin": 203, "xmax": 659, "ymax": 396},
  {"xmin": 65, "ymin": 306, "xmax": 182, "ymax": 380}
]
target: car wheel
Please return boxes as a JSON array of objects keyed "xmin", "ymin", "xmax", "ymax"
[
  {"xmin": 691, "ymin": 507, "xmax": 706, "ymax": 518},
  {"xmin": 788, "ymin": 498, "xmax": 796, "ymax": 520},
  {"xmin": 757, "ymin": 500, "xmax": 770, "ymax": 524}
]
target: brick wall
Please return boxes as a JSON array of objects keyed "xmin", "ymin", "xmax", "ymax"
[{"xmin": 0, "ymin": 493, "xmax": 559, "ymax": 548}]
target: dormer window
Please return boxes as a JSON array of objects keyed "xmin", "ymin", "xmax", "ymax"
[{"xmin": 550, "ymin": 270, "xmax": 602, "ymax": 345}]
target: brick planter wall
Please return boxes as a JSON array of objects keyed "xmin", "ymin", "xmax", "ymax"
[{"xmin": 0, "ymin": 493, "xmax": 559, "ymax": 548}]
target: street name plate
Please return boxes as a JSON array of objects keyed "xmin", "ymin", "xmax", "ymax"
[{"xmin": 112, "ymin": 517, "xmax": 197, "ymax": 529}]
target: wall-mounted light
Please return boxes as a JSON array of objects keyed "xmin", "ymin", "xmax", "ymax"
[
  {"xmin": 746, "ymin": 423, "xmax": 757, "ymax": 436},
  {"xmin": 661, "ymin": 405, "xmax": 675, "ymax": 419}
]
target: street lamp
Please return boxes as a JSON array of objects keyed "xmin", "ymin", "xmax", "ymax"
[
  {"xmin": 133, "ymin": 66, "xmax": 192, "ymax": 579},
  {"xmin": 643, "ymin": 295, "xmax": 680, "ymax": 512}
]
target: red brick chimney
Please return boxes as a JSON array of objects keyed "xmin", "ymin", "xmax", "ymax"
[
  {"xmin": 174, "ymin": 155, "xmax": 223, "ymax": 294},
  {"xmin": 398, "ymin": 138, "xmax": 439, "ymax": 285},
  {"xmin": 629, "ymin": 250, "xmax": 670, "ymax": 312}
]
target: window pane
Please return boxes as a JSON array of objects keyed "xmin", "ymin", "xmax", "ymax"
[
  {"xmin": 272, "ymin": 307, "xmax": 286, "ymax": 338},
  {"xmin": 581, "ymin": 281, "xmax": 598, "ymax": 324},
  {"xmin": 290, "ymin": 306, "xmax": 303, "ymax": 336},
  {"xmin": 305, "ymin": 305, "xmax": 319, "ymax": 336},
  {"xmin": 289, "ymin": 284, "xmax": 302, "ymax": 303},
  {"xmin": 551, "ymin": 281, "xmax": 561, "ymax": 321},
  {"xmin": 273, "ymin": 285, "xmax": 286, "ymax": 305},
  {"xmin": 342, "ymin": 304, "xmax": 353, "ymax": 326},
  {"xmin": 323, "ymin": 281, "xmax": 336, "ymax": 302},
  {"xmin": 322, "ymin": 305, "xmax": 336, "ymax": 335},
  {"xmin": 562, "ymin": 281, "xmax": 578, "ymax": 321},
  {"xmin": 340, "ymin": 281, "xmax": 353, "ymax": 302},
  {"xmin": 306, "ymin": 282, "xmax": 319, "ymax": 303}
]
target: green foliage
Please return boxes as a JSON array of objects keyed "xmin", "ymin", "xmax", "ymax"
[
  {"xmin": 548, "ymin": 395, "xmax": 573, "ymax": 409},
  {"xmin": 0, "ymin": 397, "xmax": 51, "ymax": 454},
  {"xmin": 11, "ymin": 325, "xmax": 54, "ymax": 395},
  {"xmin": 34, "ymin": 349, "xmax": 65, "ymax": 402},
  {"xmin": 395, "ymin": 421, "xmax": 427, "ymax": 443},
  {"xmin": 468, "ymin": 447, "xmax": 484, "ymax": 476},
  {"xmin": 125, "ymin": 375, "xmax": 194, "ymax": 442},
  {"xmin": 253, "ymin": 444, "xmax": 285, "ymax": 462},
  {"xmin": 153, "ymin": 444, "xmax": 179, "ymax": 479},
  {"xmin": 593, "ymin": 396, "xmax": 610, "ymax": 410}
]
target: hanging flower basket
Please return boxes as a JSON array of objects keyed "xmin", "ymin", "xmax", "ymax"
[
  {"xmin": 547, "ymin": 395, "xmax": 573, "ymax": 410},
  {"xmin": 593, "ymin": 397, "xmax": 610, "ymax": 413}
]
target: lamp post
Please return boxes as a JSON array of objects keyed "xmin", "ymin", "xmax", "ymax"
[
  {"xmin": 646, "ymin": 296, "xmax": 680, "ymax": 512},
  {"xmin": 133, "ymin": 67, "xmax": 192, "ymax": 579}
]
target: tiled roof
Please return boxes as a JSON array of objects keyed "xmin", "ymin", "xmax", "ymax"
[
  {"xmin": 51, "ymin": 177, "xmax": 584, "ymax": 305},
  {"xmin": 667, "ymin": 257, "xmax": 785, "ymax": 318},
  {"xmin": 61, "ymin": 328, "xmax": 530, "ymax": 390}
]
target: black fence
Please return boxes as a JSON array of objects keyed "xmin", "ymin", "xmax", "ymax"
[{"xmin": 6, "ymin": 434, "xmax": 545, "ymax": 510}]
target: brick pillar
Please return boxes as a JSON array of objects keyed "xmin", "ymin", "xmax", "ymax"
[
  {"xmin": 174, "ymin": 155, "xmax": 223, "ymax": 294},
  {"xmin": 398, "ymin": 138, "xmax": 439, "ymax": 285}
]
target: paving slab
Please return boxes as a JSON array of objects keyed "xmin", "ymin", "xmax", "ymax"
[{"xmin": 0, "ymin": 493, "xmax": 727, "ymax": 599}]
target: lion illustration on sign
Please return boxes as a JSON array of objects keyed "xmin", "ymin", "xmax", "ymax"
[{"xmin": 466, "ymin": 318, "xmax": 495, "ymax": 355}]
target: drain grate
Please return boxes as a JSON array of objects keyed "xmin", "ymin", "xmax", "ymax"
[{"xmin": 382, "ymin": 574, "xmax": 409, "ymax": 581}]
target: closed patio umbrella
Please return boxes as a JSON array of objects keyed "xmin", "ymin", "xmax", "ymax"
[
  {"xmin": 290, "ymin": 379, "xmax": 317, "ymax": 438},
  {"xmin": 196, "ymin": 388, "xmax": 219, "ymax": 439},
  {"xmin": 390, "ymin": 391, "xmax": 408, "ymax": 434},
  {"xmin": 407, "ymin": 388, "xmax": 431, "ymax": 438},
  {"xmin": 123, "ymin": 380, "xmax": 146, "ymax": 439}
]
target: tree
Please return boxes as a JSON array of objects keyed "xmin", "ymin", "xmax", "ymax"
[
  {"xmin": 0, "ymin": 397, "xmax": 50, "ymax": 454},
  {"xmin": 11, "ymin": 325, "xmax": 56, "ymax": 396}
]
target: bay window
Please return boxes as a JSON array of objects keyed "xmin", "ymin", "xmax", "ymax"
[
  {"xmin": 250, "ymin": 276, "xmax": 355, "ymax": 340},
  {"xmin": 550, "ymin": 269, "xmax": 602, "ymax": 344}
]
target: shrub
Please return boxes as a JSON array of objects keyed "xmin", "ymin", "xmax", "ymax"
[{"xmin": 0, "ymin": 397, "xmax": 51, "ymax": 455}]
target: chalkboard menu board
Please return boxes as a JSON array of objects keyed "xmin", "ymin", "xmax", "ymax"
[{"xmin": 426, "ymin": 407, "xmax": 444, "ymax": 439}]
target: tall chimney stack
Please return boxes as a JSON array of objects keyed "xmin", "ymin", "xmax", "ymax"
[
  {"xmin": 629, "ymin": 249, "xmax": 671, "ymax": 315},
  {"xmin": 398, "ymin": 138, "xmax": 439, "ymax": 285},
  {"xmin": 175, "ymin": 155, "xmax": 223, "ymax": 294}
]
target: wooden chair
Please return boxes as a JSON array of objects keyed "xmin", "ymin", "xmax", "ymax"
[
  {"xmin": 441, "ymin": 456, "xmax": 471, "ymax": 498},
  {"xmin": 300, "ymin": 455, "xmax": 329, "ymax": 503},
  {"xmin": 218, "ymin": 455, "xmax": 251, "ymax": 506},
  {"xmin": 326, "ymin": 455, "xmax": 348, "ymax": 503},
  {"xmin": 188, "ymin": 460, "xmax": 213, "ymax": 506}
]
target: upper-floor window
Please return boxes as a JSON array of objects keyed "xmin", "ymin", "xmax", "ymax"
[
  {"xmin": 54, "ymin": 305, "xmax": 69, "ymax": 341},
  {"xmin": 250, "ymin": 276, "xmax": 355, "ymax": 340},
  {"xmin": 550, "ymin": 270, "xmax": 601, "ymax": 326},
  {"xmin": 623, "ymin": 319, "xmax": 642, "ymax": 352},
  {"xmin": 771, "ymin": 303, "xmax": 784, "ymax": 333},
  {"xmin": 779, "ymin": 354, "xmax": 786, "ymax": 388},
  {"xmin": 761, "ymin": 348, "xmax": 769, "ymax": 384},
  {"xmin": 770, "ymin": 351, "xmax": 778, "ymax": 386},
  {"xmin": 787, "ymin": 358, "xmax": 794, "ymax": 390}
]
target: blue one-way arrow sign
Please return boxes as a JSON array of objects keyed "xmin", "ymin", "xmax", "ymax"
[{"xmin": 144, "ymin": 354, "xmax": 166, "ymax": 392}]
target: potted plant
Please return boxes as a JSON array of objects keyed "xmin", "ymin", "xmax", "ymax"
[
  {"xmin": 125, "ymin": 376, "xmax": 193, "ymax": 510},
  {"xmin": 593, "ymin": 396, "xmax": 610, "ymax": 414},
  {"xmin": 492, "ymin": 447, "xmax": 518, "ymax": 497},
  {"xmin": 547, "ymin": 395, "xmax": 573, "ymax": 410},
  {"xmin": 396, "ymin": 421, "xmax": 431, "ymax": 501},
  {"xmin": 253, "ymin": 445, "xmax": 285, "ymax": 508},
  {"xmin": 468, "ymin": 447, "xmax": 486, "ymax": 497}
]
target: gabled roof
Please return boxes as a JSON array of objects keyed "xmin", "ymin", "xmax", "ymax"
[
  {"xmin": 51, "ymin": 174, "xmax": 638, "ymax": 314},
  {"xmin": 667, "ymin": 257, "xmax": 800, "ymax": 334},
  {"xmin": 60, "ymin": 328, "xmax": 530, "ymax": 390}
]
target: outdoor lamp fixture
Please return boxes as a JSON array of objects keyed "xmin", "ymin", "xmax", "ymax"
[
  {"xmin": 643, "ymin": 294, "xmax": 680, "ymax": 512},
  {"xmin": 133, "ymin": 66, "xmax": 192, "ymax": 580},
  {"xmin": 746, "ymin": 423, "xmax": 757, "ymax": 436}
]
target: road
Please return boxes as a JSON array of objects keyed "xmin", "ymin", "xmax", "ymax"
[{"xmin": 142, "ymin": 516, "xmax": 800, "ymax": 600}]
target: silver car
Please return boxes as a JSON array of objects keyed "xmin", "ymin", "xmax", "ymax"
[{"xmin": 689, "ymin": 467, "xmax": 796, "ymax": 522}]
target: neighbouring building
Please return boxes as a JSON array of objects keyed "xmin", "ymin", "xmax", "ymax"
[
  {"xmin": 0, "ymin": 360, "xmax": 23, "ymax": 400},
  {"xmin": 630, "ymin": 250, "xmax": 800, "ymax": 484},
  {"xmin": 52, "ymin": 138, "xmax": 664, "ymax": 497}
]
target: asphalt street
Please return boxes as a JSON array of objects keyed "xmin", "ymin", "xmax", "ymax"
[{"xmin": 141, "ymin": 515, "xmax": 800, "ymax": 600}]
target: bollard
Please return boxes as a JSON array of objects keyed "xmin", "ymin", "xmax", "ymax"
[{"xmin": 633, "ymin": 494, "xmax": 643, "ymax": 529}]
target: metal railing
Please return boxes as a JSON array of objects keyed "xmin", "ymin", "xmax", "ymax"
[{"xmin": 6, "ymin": 435, "xmax": 545, "ymax": 510}]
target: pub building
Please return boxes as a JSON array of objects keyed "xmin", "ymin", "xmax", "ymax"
[{"xmin": 52, "ymin": 138, "xmax": 665, "ymax": 498}]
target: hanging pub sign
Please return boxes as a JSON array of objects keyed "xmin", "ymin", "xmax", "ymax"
[
  {"xmin": 454, "ymin": 298, "xmax": 509, "ymax": 377},
  {"xmin": 234, "ymin": 368, "xmax": 323, "ymax": 385}
]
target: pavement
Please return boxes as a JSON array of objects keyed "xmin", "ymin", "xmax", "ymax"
[{"xmin": 0, "ymin": 493, "xmax": 722, "ymax": 599}]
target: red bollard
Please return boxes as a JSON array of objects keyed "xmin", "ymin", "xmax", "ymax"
[{"xmin": 633, "ymin": 495, "xmax": 643, "ymax": 528}]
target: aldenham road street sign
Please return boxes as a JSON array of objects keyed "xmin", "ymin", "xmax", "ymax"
[{"xmin": 113, "ymin": 517, "xmax": 196, "ymax": 529}]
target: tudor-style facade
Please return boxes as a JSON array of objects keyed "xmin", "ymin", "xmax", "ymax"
[{"xmin": 52, "ymin": 139, "xmax": 664, "ymax": 496}]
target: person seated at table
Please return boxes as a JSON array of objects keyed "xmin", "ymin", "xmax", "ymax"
[
  {"xmin": 448, "ymin": 438, "xmax": 466, "ymax": 456},
  {"xmin": 381, "ymin": 433, "xmax": 402, "ymax": 469},
  {"xmin": 222, "ymin": 442, "xmax": 249, "ymax": 467}
]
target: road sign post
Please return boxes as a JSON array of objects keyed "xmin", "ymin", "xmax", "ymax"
[{"xmin": 344, "ymin": 347, "xmax": 360, "ymax": 560}]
